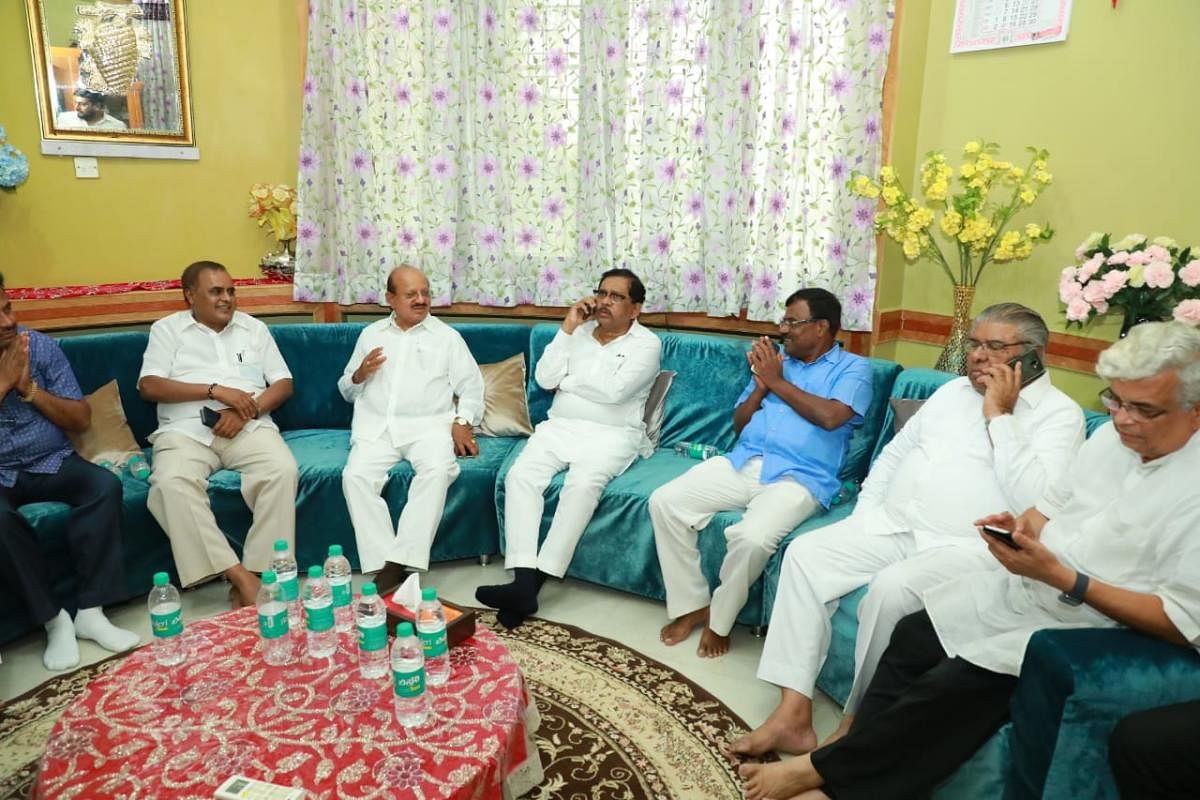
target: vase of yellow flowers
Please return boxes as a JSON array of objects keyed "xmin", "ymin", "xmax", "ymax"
[
  {"xmin": 248, "ymin": 183, "xmax": 297, "ymax": 278},
  {"xmin": 851, "ymin": 141, "xmax": 1055, "ymax": 373}
]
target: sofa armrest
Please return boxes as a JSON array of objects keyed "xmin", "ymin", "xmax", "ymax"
[{"xmin": 1007, "ymin": 627, "xmax": 1200, "ymax": 800}]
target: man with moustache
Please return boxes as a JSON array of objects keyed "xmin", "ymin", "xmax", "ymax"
[
  {"xmin": 740, "ymin": 321, "xmax": 1200, "ymax": 800},
  {"xmin": 652, "ymin": 288, "xmax": 875, "ymax": 658},
  {"xmin": 731, "ymin": 303, "xmax": 1083, "ymax": 759},
  {"xmin": 139, "ymin": 261, "xmax": 297, "ymax": 608},
  {"xmin": 54, "ymin": 88, "xmax": 127, "ymax": 131},
  {"xmin": 476, "ymin": 268, "xmax": 662, "ymax": 628},
  {"xmin": 0, "ymin": 272, "xmax": 140, "ymax": 669},
  {"xmin": 339, "ymin": 265, "xmax": 484, "ymax": 589}
]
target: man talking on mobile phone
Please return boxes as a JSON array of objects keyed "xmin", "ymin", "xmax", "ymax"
[{"xmin": 476, "ymin": 269, "xmax": 661, "ymax": 628}]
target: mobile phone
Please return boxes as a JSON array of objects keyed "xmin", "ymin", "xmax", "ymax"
[
  {"xmin": 200, "ymin": 406, "xmax": 221, "ymax": 428},
  {"xmin": 1007, "ymin": 348, "xmax": 1046, "ymax": 386},
  {"xmin": 981, "ymin": 524, "xmax": 1020, "ymax": 549}
]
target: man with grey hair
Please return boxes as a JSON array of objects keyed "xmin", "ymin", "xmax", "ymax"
[
  {"xmin": 732, "ymin": 302, "xmax": 1085, "ymax": 759},
  {"xmin": 740, "ymin": 321, "xmax": 1200, "ymax": 800}
]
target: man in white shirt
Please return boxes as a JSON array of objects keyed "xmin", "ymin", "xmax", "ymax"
[
  {"xmin": 476, "ymin": 269, "xmax": 662, "ymax": 628},
  {"xmin": 54, "ymin": 88, "xmax": 128, "ymax": 131},
  {"xmin": 138, "ymin": 261, "xmax": 297, "ymax": 608},
  {"xmin": 732, "ymin": 303, "xmax": 1084, "ymax": 758},
  {"xmin": 339, "ymin": 265, "xmax": 484, "ymax": 589},
  {"xmin": 739, "ymin": 321, "xmax": 1200, "ymax": 800}
]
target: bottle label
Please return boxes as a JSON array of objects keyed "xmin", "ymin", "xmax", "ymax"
[
  {"xmin": 305, "ymin": 602, "xmax": 334, "ymax": 632},
  {"xmin": 150, "ymin": 608, "xmax": 183, "ymax": 638},
  {"xmin": 420, "ymin": 628, "xmax": 448, "ymax": 658},
  {"xmin": 279, "ymin": 576, "xmax": 299, "ymax": 602},
  {"xmin": 393, "ymin": 666, "xmax": 426, "ymax": 698},
  {"xmin": 689, "ymin": 442, "xmax": 704, "ymax": 459},
  {"xmin": 330, "ymin": 578, "xmax": 352, "ymax": 607},
  {"xmin": 258, "ymin": 608, "xmax": 289, "ymax": 640},
  {"xmin": 358, "ymin": 620, "xmax": 388, "ymax": 652}
]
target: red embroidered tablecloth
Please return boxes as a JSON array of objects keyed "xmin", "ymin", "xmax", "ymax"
[{"xmin": 35, "ymin": 608, "xmax": 542, "ymax": 799}]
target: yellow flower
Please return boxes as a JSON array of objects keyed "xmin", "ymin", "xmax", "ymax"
[
  {"xmin": 1024, "ymin": 223, "xmax": 1042, "ymax": 239},
  {"xmin": 907, "ymin": 207, "xmax": 935, "ymax": 231},
  {"xmin": 964, "ymin": 141, "xmax": 982, "ymax": 154},
  {"xmin": 1008, "ymin": 166, "xmax": 1026, "ymax": 181},
  {"xmin": 882, "ymin": 185, "xmax": 902, "ymax": 206},
  {"xmin": 1034, "ymin": 170, "xmax": 1053, "ymax": 184},
  {"xmin": 251, "ymin": 184, "xmax": 270, "ymax": 200},
  {"xmin": 1020, "ymin": 186, "xmax": 1037, "ymax": 205},
  {"xmin": 925, "ymin": 179, "xmax": 948, "ymax": 201},
  {"xmin": 880, "ymin": 166, "xmax": 896, "ymax": 183},
  {"xmin": 271, "ymin": 185, "xmax": 292, "ymax": 203},
  {"xmin": 940, "ymin": 210, "xmax": 963, "ymax": 236},
  {"xmin": 902, "ymin": 235, "xmax": 922, "ymax": 259},
  {"xmin": 852, "ymin": 174, "xmax": 880, "ymax": 198},
  {"xmin": 1128, "ymin": 265, "xmax": 1146, "ymax": 288},
  {"xmin": 1015, "ymin": 241, "xmax": 1034, "ymax": 259},
  {"xmin": 960, "ymin": 163, "xmax": 977, "ymax": 179}
]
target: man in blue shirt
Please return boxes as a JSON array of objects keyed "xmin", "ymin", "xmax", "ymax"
[
  {"xmin": 0, "ymin": 273, "xmax": 139, "ymax": 670},
  {"xmin": 652, "ymin": 288, "xmax": 874, "ymax": 657}
]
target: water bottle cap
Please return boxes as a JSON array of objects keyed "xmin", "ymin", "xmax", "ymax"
[
  {"xmin": 361, "ymin": 582, "xmax": 377, "ymax": 596},
  {"xmin": 421, "ymin": 587, "xmax": 437, "ymax": 601},
  {"xmin": 396, "ymin": 621, "xmax": 413, "ymax": 637},
  {"xmin": 152, "ymin": 571, "xmax": 168, "ymax": 586},
  {"xmin": 307, "ymin": 565, "xmax": 322, "ymax": 578},
  {"xmin": 328, "ymin": 544, "xmax": 343, "ymax": 557},
  {"xmin": 273, "ymin": 540, "xmax": 288, "ymax": 552},
  {"xmin": 261, "ymin": 570, "xmax": 277, "ymax": 584}
]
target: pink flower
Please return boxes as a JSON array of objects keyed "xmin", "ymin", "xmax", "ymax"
[
  {"xmin": 545, "ymin": 125, "xmax": 567, "ymax": 148},
  {"xmin": 1065, "ymin": 297, "xmax": 1092, "ymax": 322},
  {"xmin": 547, "ymin": 48, "xmax": 567, "ymax": 74},
  {"xmin": 1144, "ymin": 244, "xmax": 1171, "ymax": 262},
  {"xmin": 666, "ymin": 79, "xmax": 685, "ymax": 105},
  {"xmin": 1058, "ymin": 278, "xmax": 1084, "ymax": 303},
  {"xmin": 478, "ymin": 83, "xmax": 497, "ymax": 106},
  {"xmin": 654, "ymin": 233, "xmax": 671, "ymax": 256},
  {"xmin": 1143, "ymin": 261, "xmax": 1176, "ymax": 289},
  {"xmin": 433, "ymin": 7, "xmax": 452, "ymax": 32},
  {"xmin": 686, "ymin": 193, "xmax": 705, "ymax": 217},
  {"xmin": 478, "ymin": 154, "xmax": 499, "ymax": 180},
  {"xmin": 392, "ymin": 9, "xmax": 410, "ymax": 31},
  {"xmin": 519, "ymin": 83, "xmax": 540, "ymax": 108},
  {"xmin": 543, "ymin": 195, "xmax": 564, "ymax": 220},
  {"xmin": 431, "ymin": 84, "xmax": 450, "ymax": 106},
  {"xmin": 769, "ymin": 192, "xmax": 787, "ymax": 216},
  {"xmin": 518, "ymin": 6, "xmax": 538, "ymax": 32},
  {"xmin": 606, "ymin": 39, "xmax": 621, "ymax": 62},
  {"xmin": 430, "ymin": 154, "xmax": 454, "ymax": 180},
  {"xmin": 868, "ymin": 25, "xmax": 887, "ymax": 54},
  {"xmin": 658, "ymin": 159, "xmax": 679, "ymax": 183},
  {"xmin": 691, "ymin": 117, "xmax": 706, "ymax": 141},
  {"xmin": 1060, "ymin": 266, "xmax": 1077, "ymax": 281},
  {"xmin": 396, "ymin": 156, "xmax": 415, "ymax": 177},
  {"xmin": 1083, "ymin": 281, "xmax": 1112, "ymax": 304},
  {"xmin": 1102, "ymin": 270, "xmax": 1129, "ymax": 293},
  {"xmin": 518, "ymin": 156, "xmax": 539, "ymax": 181},
  {"xmin": 1077, "ymin": 253, "xmax": 1105, "ymax": 281},
  {"xmin": 1179, "ymin": 260, "xmax": 1200, "ymax": 287},
  {"xmin": 394, "ymin": 83, "xmax": 412, "ymax": 105},
  {"xmin": 433, "ymin": 227, "xmax": 455, "ymax": 251},
  {"xmin": 1107, "ymin": 251, "xmax": 1131, "ymax": 265},
  {"xmin": 830, "ymin": 71, "xmax": 852, "ymax": 98},
  {"xmin": 398, "ymin": 227, "xmax": 417, "ymax": 247},
  {"xmin": 1127, "ymin": 250, "xmax": 1152, "ymax": 267},
  {"xmin": 479, "ymin": 227, "xmax": 501, "ymax": 251},
  {"xmin": 516, "ymin": 227, "xmax": 538, "ymax": 249},
  {"xmin": 1173, "ymin": 299, "xmax": 1200, "ymax": 325},
  {"xmin": 579, "ymin": 231, "xmax": 596, "ymax": 254}
]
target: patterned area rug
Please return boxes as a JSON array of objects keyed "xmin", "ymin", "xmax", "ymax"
[{"xmin": 0, "ymin": 612, "xmax": 759, "ymax": 799}]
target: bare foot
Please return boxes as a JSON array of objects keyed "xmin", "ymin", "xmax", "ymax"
[
  {"xmin": 727, "ymin": 705, "xmax": 817, "ymax": 759},
  {"xmin": 661, "ymin": 607, "xmax": 709, "ymax": 646},
  {"xmin": 819, "ymin": 714, "xmax": 854, "ymax": 747},
  {"xmin": 226, "ymin": 566, "xmax": 261, "ymax": 609},
  {"xmin": 697, "ymin": 626, "xmax": 730, "ymax": 658},
  {"xmin": 739, "ymin": 756, "xmax": 820, "ymax": 800}
]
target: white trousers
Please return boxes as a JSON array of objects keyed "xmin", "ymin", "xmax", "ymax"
[
  {"xmin": 757, "ymin": 512, "xmax": 992, "ymax": 708},
  {"xmin": 148, "ymin": 428, "xmax": 298, "ymax": 587},
  {"xmin": 650, "ymin": 456, "xmax": 819, "ymax": 637},
  {"xmin": 503, "ymin": 418, "xmax": 640, "ymax": 577},
  {"xmin": 342, "ymin": 423, "xmax": 459, "ymax": 572}
]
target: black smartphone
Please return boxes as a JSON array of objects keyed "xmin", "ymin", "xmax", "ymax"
[
  {"xmin": 1007, "ymin": 348, "xmax": 1046, "ymax": 386},
  {"xmin": 981, "ymin": 524, "xmax": 1020, "ymax": 549},
  {"xmin": 200, "ymin": 406, "xmax": 221, "ymax": 428}
]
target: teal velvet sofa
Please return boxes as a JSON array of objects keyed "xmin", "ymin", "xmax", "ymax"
[
  {"xmin": 4, "ymin": 323, "xmax": 533, "ymax": 646},
  {"xmin": 787, "ymin": 366, "xmax": 1199, "ymax": 799},
  {"xmin": 495, "ymin": 323, "xmax": 903, "ymax": 628}
]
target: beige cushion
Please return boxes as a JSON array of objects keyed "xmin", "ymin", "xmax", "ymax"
[
  {"xmin": 67, "ymin": 380, "xmax": 142, "ymax": 464},
  {"xmin": 475, "ymin": 354, "xmax": 535, "ymax": 437},
  {"xmin": 643, "ymin": 370, "xmax": 676, "ymax": 447},
  {"xmin": 890, "ymin": 398, "xmax": 926, "ymax": 434}
]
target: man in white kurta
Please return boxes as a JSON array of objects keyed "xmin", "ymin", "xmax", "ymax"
[
  {"xmin": 738, "ymin": 320, "xmax": 1200, "ymax": 800},
  {"xmin": 139, "ymin": 261, "xmax": 297, "ymax": 608},
  {"xmin": 476, "ymin": 269, "xmax": 662, "ymax": 628},
  {"xmin": 733, "ymin": 304, "xmax": 1084, "ymax": 758},
  {"xmin": 339, "ymin": 266, "xmax": 484, "ymax": 586}
]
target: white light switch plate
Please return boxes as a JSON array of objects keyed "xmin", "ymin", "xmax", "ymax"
[{"xmin": 74, "ymin": 157, "xmax": 99, "ymax": 178}]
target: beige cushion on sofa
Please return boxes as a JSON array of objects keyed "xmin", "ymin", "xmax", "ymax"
[
  {"xmin": 643, "ymin": 370, "xmax": 676, "ymax": 447},
  {"xmin": 67, "ymin": 379, "xmax": 142, "ymax": 464},
  {"xmin": 475, "ymin": 354, "xmax": 535, "ymax": 437},
  {"xmin": 890, "ymin": 398, "xmax": 926, "ymax": 434}
]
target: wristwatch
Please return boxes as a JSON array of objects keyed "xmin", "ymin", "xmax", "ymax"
[
  {"xmin": 1059, "ymin": 571, "xmax": 1090, "ymax": 606},
  {"xmin": 19, "ymin": 379, "xmax": 39, "ymax": 403},
  {"xmin": 453, "ymin": 416, "xmax": 470, "ymax": 427}
]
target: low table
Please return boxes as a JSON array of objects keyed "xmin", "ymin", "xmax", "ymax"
[{"xmin": 35, "ymin": 607, "xmax": 542, "ymax": 799}]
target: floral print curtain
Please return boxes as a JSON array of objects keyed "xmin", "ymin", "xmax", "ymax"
[{"xmin": 295, "ymin": 0, "xmax": 893, "ymax": 330}]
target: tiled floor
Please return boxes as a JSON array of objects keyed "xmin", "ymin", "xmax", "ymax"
[{"xmin": 0, "ymin": 560, "xmax": 843, "ymax": 738}]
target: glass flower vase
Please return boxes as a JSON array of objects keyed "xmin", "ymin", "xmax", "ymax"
[
  {"xmin": 259, "ymin": 238, "xmax": 296, "ymax": 280},
  {"xmin": 934, "ymin": 284, "xmax": 976, "ymax": 375}
]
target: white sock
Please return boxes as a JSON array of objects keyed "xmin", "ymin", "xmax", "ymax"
[
  {"xmin": 43, "ymin": 609, "xmax": 80, "ymax": 671},
  {"xmin": 74, "ymin": 607, "xmax": 141, "ymax": 653}
]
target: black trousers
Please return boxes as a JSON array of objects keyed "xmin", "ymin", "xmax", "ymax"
[
  {"xmin": 0, "ymin": 454, "xmax": 126, "ymax": 625},
  {"xmin": 1109, "ymin": 700, "xmax": 1200, "ymax": 799},
  {"xmin": 810, "ymin": 610, "xmax": 1018, "ymax": 800}
]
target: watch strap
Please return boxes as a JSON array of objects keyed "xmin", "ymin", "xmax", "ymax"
[{"xmin": 1060, "ymin": 571, "xmax": 1090, "ymax": 606}]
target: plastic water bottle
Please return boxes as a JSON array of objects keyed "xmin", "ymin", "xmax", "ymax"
[
  {"xmin": 127, "ymin": 454, "xmax": 152, "ymax": 480},
  {"xmin": 391, "ymin": 622, "xmax": 429, "ymax": 727},
  {"xmin": 97, "ymin": 459, "xmax": 122, "ymax": 476},
  {"xmin": 148, "ymin": 572, "xmax": 185, "ymax": 666},
  {"xmin": 270, "ymin": 539, "xmax": 301, "ymax": 633},
  {"xmin": 324, "ymin": 544, "xmax": 353, "ymax": 633},
  {"xmin": 356, "ymin": 582, "xmax": 390, "ymax": 679},
  {"xmin": 256, "ymin": 570, "xmax": 293, "ymax": 666},
  {"xmin": 303, "ymin": 565, "xmax": 337, "ymax": 659},
  {"xmin": 416, "ymin": 587, "xmax": 450, "ymax": 686},
  {"xmin": 673, "ymin": 441, "xmax": 719, "ymax": 460}
]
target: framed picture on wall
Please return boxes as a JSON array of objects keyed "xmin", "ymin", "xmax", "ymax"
[{"xmin": 25, "ymin": 0, "xmax": 196, "ymax": 157}]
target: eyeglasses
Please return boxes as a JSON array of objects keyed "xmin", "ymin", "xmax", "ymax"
[
  {"xmin": 594, "ymin": 289, "xmax": 628, "ymax": 303},
  {"xmin": 966, "ymin": 338, "xmax": 1028, "ymax": 353},
  {"xmin": 779, "ymin": 318, "xmax": 820, "ymax": 330},
  {"xmin": 1098, "ymin": 388, "xmax": 1169, "ymax": 422}
]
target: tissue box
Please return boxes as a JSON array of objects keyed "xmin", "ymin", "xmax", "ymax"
[{"xmin": 379, "ymin": 590, "xmax": 478, "ymax": 649}]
